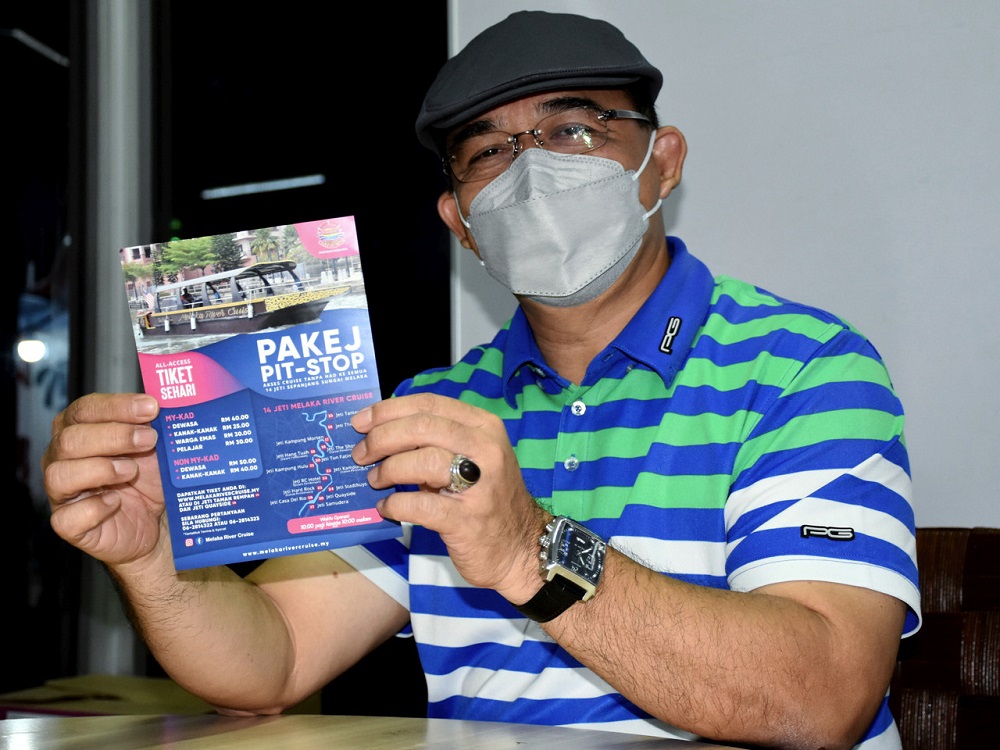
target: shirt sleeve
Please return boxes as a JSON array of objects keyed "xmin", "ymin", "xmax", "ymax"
[
  {"xmin": 723, "ymin": 326, "xmax": 922, "ymax": 636},
  {"xmin": 335, "ymin": 522, "xmax": 413, "ymax": 615}
]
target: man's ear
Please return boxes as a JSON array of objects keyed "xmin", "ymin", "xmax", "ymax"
[
  {"xmin": 652, "ymin": 126, "xmax": 688, "ymax": 199},
  {"xmin": 437, "ymin": 190, "xmax": 476, "ymax": 250}
]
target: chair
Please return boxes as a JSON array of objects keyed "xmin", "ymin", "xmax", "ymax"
[{"xmin": 889, "ymin": 527, "xmax": 1000, "ymax": 749}]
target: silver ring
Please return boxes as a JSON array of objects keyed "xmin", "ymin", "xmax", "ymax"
[{"xmin": 446, "ymin": 454, "xmax": 481, "ymax": 493}]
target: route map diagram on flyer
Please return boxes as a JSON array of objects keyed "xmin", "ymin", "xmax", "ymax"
[{"xmin": 120, "ymin": 216, "xmax": 401, "ymax": 570}]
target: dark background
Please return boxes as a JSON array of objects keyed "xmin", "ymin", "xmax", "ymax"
[
  {"xmin": 2, "ymin": 0, "xmax": 79, "ymax": 700},
  {"xmin": 4, "ymin": 0, "xmax": 449, "ymax": 717}
]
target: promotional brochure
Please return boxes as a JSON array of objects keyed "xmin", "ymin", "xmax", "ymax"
[{"xmin": 120, "ymin": 216, "xmax": 400, "ymax": 570}]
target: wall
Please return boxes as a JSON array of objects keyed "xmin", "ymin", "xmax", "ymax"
[{"xmin": 449, "ymin": 0, "xmax": 1000, "ymax": 528}]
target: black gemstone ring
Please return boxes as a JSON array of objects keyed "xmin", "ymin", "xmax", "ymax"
[{"xmin": 446, "ymin": 454, "xmax": 481, "ymax": 493}]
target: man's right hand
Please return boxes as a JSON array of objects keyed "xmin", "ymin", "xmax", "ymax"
[{"xmin": 42, "ymin": 393, "xmax": 166, "ymax": 566}]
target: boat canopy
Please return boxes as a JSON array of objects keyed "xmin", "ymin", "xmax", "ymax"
[{"xmin": 149, "ymin": 261, "xmax": 306, "ymax": 311}]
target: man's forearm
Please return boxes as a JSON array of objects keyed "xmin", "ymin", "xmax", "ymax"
[
  {"xmin": 106, "ymin": 541, "xmax": 296, "ymax": 714},
  {"xmin": 543, "ymin": 548, "xmax": 902, "ymax": 750}
]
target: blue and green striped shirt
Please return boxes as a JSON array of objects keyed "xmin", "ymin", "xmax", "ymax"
[{"xmin": 338, "ymin": 237, "xmax": 919, "ymax": 747}]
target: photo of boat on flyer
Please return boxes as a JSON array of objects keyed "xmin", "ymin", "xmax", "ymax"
[{"xmin": 135, "ymin": 261, "xmax": 350, "ymax": 338}]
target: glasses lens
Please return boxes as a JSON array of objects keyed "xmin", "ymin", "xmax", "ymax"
[
  {"xmin": 449, "ymin": 133, "xmax": 515, "ymax": 183},
  {"xmin": 536, "ymin": 108, "xmax": 609, "ymax": 154}
]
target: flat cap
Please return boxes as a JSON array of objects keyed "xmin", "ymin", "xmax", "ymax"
[{"xmin": 415, "ymin": 10, "xmax": 662, "ymax": 155}]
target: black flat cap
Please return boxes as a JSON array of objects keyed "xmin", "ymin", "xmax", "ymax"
[{"xmin": 415, "ymin": 10, "xmax": 662, "ymax": 155}]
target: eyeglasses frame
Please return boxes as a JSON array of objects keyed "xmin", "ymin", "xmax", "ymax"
[{"xmin": 442, "ymin": 107, "xmax": 652, "ymax": 183}]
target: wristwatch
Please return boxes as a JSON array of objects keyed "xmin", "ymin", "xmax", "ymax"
[{"xmin": 512, "ymin": 516, "xmax": 606, "ymax": 623}]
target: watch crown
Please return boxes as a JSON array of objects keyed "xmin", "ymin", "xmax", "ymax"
[{"xmin": 539, "ymin": 535, "xmax": 551, "ymax": 549}]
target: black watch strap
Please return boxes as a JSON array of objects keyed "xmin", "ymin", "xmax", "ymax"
[{"xmin": 511, "ymin": 575, "xmax": 587, "ymax": 623}]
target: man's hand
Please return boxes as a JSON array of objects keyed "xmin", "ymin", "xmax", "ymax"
[
  {"xmin": 43, "ymin": 392, "xmax": 167, "ymax": 566},
  {"xmin": 351, "ymin": 392, "xmax": 548, "ymax": 603}
]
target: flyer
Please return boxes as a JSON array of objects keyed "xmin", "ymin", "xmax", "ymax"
[{"xmin": 120, "ymin": 216, "xmax": 401, "ymax": 570}]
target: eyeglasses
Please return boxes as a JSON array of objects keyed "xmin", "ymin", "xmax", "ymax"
[{"xmin": 444, "ymin": 106, "xmax": 651, "ymax": 183}]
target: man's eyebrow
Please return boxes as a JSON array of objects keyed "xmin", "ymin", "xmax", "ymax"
[
  {"xmin": 446, "ymin": 95, "xmax": 610, "ymax": 153},
  {"xmin": 537, "ymin": 95, "xmax": 606, "ymax": 115},
  {"xmin": 447, "ymin": 119, "xmax": 499, "ymax": 152}
]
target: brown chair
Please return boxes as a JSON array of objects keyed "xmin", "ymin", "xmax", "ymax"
[{"xmin": 889, "ymin": 527, "xmax": 1000, "ymax": 749}]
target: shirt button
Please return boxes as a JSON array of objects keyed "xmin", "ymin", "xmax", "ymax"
[
  {"xmin": 564, "ymin": 455, "xmax": 579, "ymax": 471},
  {"xmin": 570, "ymin": 400, "xmax": 586, "ymax": 416}
]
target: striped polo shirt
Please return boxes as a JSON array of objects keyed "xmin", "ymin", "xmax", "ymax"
[{"xmin": 337, "ymin": 237, "xmax": 920, "ymax": 747}]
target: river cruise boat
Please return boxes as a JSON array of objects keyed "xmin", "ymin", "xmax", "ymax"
[{"xmin": 136, "ymin": 261, "xmax": 349, "ymax": 337}]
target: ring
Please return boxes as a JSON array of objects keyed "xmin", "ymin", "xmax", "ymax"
[{"xmin": 446, "ymin": 454, "xmax": 481, "ymax": 493}]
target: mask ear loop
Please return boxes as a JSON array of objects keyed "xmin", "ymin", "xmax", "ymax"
[
  {"xmin": 633, "ymin": 130, "xmax": 657, "ymax": 180},
  {"xmin": 454, "ymin": 193, "xmax": 471, "ymax": 230},
  {"xmin": 635, "ymin": 131, "xmax": 663, "ymax": 221},
  {"xmin": 451, "ymin": 195, "xmax": 484, "ymax": 265}
]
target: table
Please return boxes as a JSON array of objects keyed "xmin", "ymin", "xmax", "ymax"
[{"xmin": 0, "ymin": 714, "xmax": 742, "ymax": 749}]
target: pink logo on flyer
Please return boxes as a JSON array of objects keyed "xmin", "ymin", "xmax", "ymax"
[
  {"xmin": 138, "ymin": 351, "xmax": 244, "ymax": 407},
  {"xmin": 294, "ymin": 216, "xmax": 360, "ymax": 259}
]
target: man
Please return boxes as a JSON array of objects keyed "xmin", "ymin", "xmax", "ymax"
[{"xmin": 43, "ymin": 11, "xmax": 919, "ymax": 749}]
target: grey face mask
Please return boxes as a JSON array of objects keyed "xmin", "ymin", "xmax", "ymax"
[{"xmin": 459, "ymin": 132, "xmax": 661, "ymax": 307}]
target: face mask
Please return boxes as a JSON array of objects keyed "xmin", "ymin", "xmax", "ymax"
[{"xmin": 458, "ymin": 131, "xmax": 662, "ymax": 307}]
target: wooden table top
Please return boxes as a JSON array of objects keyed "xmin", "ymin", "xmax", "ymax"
[{"xmin": 0, "ymin": 714, "xmax": 741, "ymax": 749}]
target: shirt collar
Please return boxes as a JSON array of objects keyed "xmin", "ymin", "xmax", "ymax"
[{"xmin": 500, "ymin": 237, "xmax": 715, "ymax": 405}]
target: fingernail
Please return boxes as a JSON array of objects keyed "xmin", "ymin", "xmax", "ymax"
[
  {"xmin": 133, "ymin": 426, "xmax": 158, "ymax": 449},
  {"xmin": 350, "ymin": 407, "xmax": 372, "ymax": 431},
  {"xmin": 351, "ymin": 440, "xmax": 367, "ymax": 465},
  {"xmin": 133, "ymin": 396, "xmax": 158, "ymax": 419},
  {"xmin": 112, "ymin": 459, "xmax": 133, "ymax": 477}
]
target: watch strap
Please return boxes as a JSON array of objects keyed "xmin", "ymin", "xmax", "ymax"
[{"xmin": 511, "ymin": 575, "xmax": 587, "ymax": 623}]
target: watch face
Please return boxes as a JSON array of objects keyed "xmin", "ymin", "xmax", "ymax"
[{"xmin": 551, "ymin": 519, "xmax": 606, "ymax": 584}]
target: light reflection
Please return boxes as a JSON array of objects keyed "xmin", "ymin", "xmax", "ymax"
[{"xmin": 16, "ymin": 339, "xmax": 47, "ymax": 363}]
